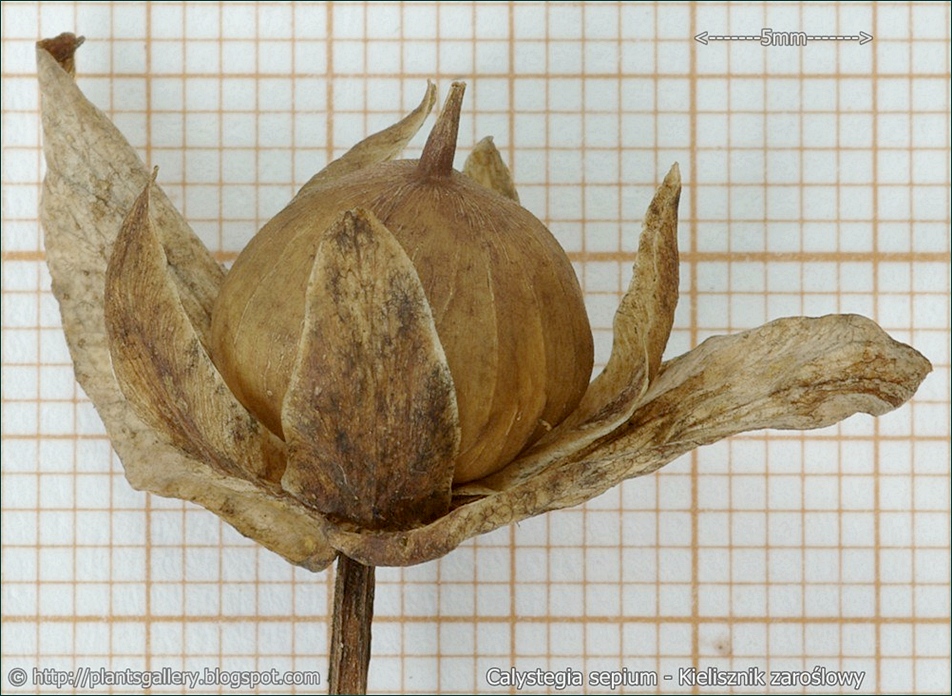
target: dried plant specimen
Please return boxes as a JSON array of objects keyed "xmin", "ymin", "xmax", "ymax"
[{"xmin": 37, "ymin": 33, "xmax": 931, "ymax": 694}]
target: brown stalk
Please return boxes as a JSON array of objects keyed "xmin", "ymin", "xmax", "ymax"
[{"xmin": 328, "ymin": 555, "xmax": 376, "ymax": 694}]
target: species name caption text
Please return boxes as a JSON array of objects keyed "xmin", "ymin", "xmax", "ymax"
[{"xmin": 485, "ymin": 665, "xmax": 867, "ymax": 691}]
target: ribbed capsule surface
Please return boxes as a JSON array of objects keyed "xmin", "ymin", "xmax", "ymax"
[{"xmin": 211, "ymin": 82, "xmax": 593, "ymax": 487}]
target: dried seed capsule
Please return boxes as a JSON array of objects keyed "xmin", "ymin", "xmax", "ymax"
[{"xmin": 210, "ymin": 84, "xmax": 594, "ymax": 485}]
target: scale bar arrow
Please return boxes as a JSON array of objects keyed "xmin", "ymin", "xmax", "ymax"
[
  {"xmin": 695, "ymin": 29, "xmax": 873, "ymax": 46},
  {"xmin": 806, "ymin": 31, "xmax": 874, "ymax": 44}
]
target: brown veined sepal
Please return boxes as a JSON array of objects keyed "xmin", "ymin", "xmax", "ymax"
[
  {"xmin": 281, "ymin": 207, "xmax": 460, "ymax": 531},
  {"xmin": 104, "ymin": 170, "xmax": 285, "ymax": 484}
]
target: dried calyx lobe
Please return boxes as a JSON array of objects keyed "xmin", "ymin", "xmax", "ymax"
[{"xmin": 210, "ymin": 82, "xmax": 594, "ymax": 515}]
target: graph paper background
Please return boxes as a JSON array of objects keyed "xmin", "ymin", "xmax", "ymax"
[{"xmin": 2, "ymin": 2, "xmax": 950, "ymax": 693}]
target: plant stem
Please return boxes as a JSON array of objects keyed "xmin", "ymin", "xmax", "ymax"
[{"xmin": 328, "ymin": 554, "xmax": 376, "ymax": 694}]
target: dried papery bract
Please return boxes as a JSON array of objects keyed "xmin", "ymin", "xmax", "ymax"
[
  {"xmin": 281, "ymin": 208, "xmax": 459, "ymax": 530},
  {"xmin": 37, "ymin": 33, "xmax": 336, "ymax": 571},
  {"xmin": 37, "ymin": 33, "xmax": 932, "ymax": 695},
  {"xmin": 105, "ymin": 170, "xmax": 283, "ymax": 485}
]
